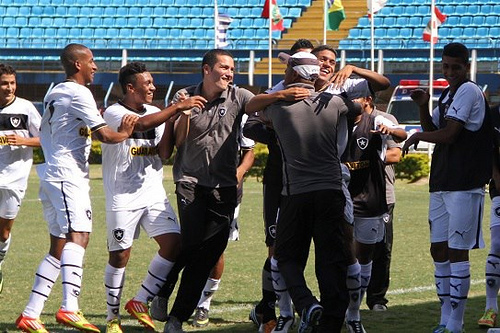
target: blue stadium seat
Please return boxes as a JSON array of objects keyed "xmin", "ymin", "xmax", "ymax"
[
  {"xmin": 128, "ymin": 6, "xmax": 141, "ymax": 16},
  {"xmin": 382, "ymin": 17, "xmax": 396, "ymax": 27},
  {"xmin": 3, "ymin": 16, "xmax": 15, "ymax": 26},
  {"xmin": 5, "ymin": 6, "xmax": 18, "ymax": 16},
  {"xmin": 489, "ymin": 27, "xmax": 500, "ymax": 38},
  {"xmin": 191, "ymin": 18, "xmax": 203, "ymax": 28},
  {"xmin": 445, "ymin": 16, "xmax": 460, "ymax": 26},
  {"xmin": 153, "ymin": 7, "xmax": 165, "ymax": 16},
  {"xmin": 391, "ymin": 6, "xmax": 404, "ymax": 16},
  {"xmin": 131, "ymin": 28, "xmax": 144, "ymax": 38},
  {"xmin": 178, "ymin": 7, "xmax": 189, "ymax": 17},
  {"xmin": 398, "ymin": 27, "xmax": 412, "ymax": 38},
  {"xmin": 449, "ymin": 27, "xmax": 463, "ymax": 38},
  {"xmin": 128, "ymin": 17, "xmax": 140, "ymax": 26},
  {"xmin": 115, "ymin": 17, "xmax": 127, "ymax": 27},
  {"xmin": 116, "ymin": 7, "xmax": 128, "ymax": 16},
  {"xmin": 416, "ymin": 6, "xmax": 428, "ymax": 15},
  {"xmin": 79, "ymin": 6, "xmax": 91, "ymax": 16},
  {"xmin": 203, "ymin": 18, "xmax": 215, "ymax": 28},
  {"xmin": 57, "ymin": 27, "xmax": 70, "ymax": 38},
  {"xmin": 41, "ymin": 17, "xmax": 53, "ymax": 26},
  {"xmin": 119, "ymin": 28, "xmax": 132, "ymax": 38},
  {"xmin": 459, "ymin": 16, "xmax": 472, "ymax": 26},
  {"xmin": 408, "ymin": 16, "xmax": 422, "ymax": 27},
  {"xmin": 395, "ymin": 17, "xmax": 409, "ymax": 27},
  {"xmin": 374, "ymin": 28, "xmax": 387, "ymax": 38},
  {"xmin": 485, "ymin": 16, "xmax": 498, "ymax": 26},
  {"xmin": 178, "ymin": 17, "xmax": 190, "ymax": 27},
  {"xmin": 53, "ymin": 16, "xmax": 65, "ymax": 27},
  {"xmin": 386, "ymin": 28, "xmax": 399, "ymax": 39},
  {"xmin": 140, "ymin": 17, "xmax": 153, "ymax": 26},
  {"xmin": 454, "ymin": 5, "xmax": 467, "ymax": 15},
  {"xmin": 358, "ymin": 17, "xmax": 369, "ymax": 27},
  {"xmin": 463, "ymin": 27, "xmax": 475, "ymax": 38},
  {"xmin": 77, "ymin": 17, "xmax": 89, "ymax": 27},
  {"xmin": 67, "ymin": 6, "xmax": 79, "ymax": 16},
  {"xmin": 472, "ymin": 15, "xmax": 485, "ymax": 26},
  {"xmin": 141, "ymin": 7, "xmax": 153, "ymax": 16},
  {"xmin": 106, "ymin": 27, "xmax": 119, "ymax": 38},
  {"xmin": 163, "ymin": 17, "xmax": 177, "ymax": 27},
  {"xmin": 202, "ymin": 7, "xmax": 214, "ymax": 16},
  {"xmin": 103, "ymin": 7, "xmax": 116, "ymax": 16},
  {"xmin": 360, "ymin": 28, "xmax": 371, "ymax": 39},
  {"xmin": 90, "ymin": 17, "xmax": 103, "ymax": 27},
  {"xmin": 19, "ymin": 27, "xmax": 31, "ymax": 38},
  {"xmin": 42, "ymin": 5, "xmax": 55, "ymax": 16},
  {"xmin": 31, "ymin": 27, "xmax": 44, "ymax": 38},
  {"xmin": 466, "ymin": 5, "xmax": 480, "ymax": 14},
  {"xmin": 288, "ymin": 7, "xmax": 302, "ymax": 17},
  {"xmin": 55, "ymin": 6, "xmax": 66, "ymax": 16},
  {"xmin": 144, "ymin": 27, "xmax": 156, "ymax": 38}
]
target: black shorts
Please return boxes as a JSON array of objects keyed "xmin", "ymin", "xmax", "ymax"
[{"xmin": 263, "ymin": 183, "xmax": 282, "ymax": 246}]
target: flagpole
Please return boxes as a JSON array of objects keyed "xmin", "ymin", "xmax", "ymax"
[
  {"xmin": 323, "ymin": 0, "xmax": 327, "ymax": 44},
  {"xmin": 214, "ymin": 0, "xmax": 219, "ymax": 48},
  {"xmin": 370, "ymin": 0, "xmax": 375, "ymax": 71},
  {"xmin": 429, "ymin": 0, "xmax": 435, "ymax": 114},
  {"xmin": 268, "ymin": 0, "xmax": 272, "ymax": 88}
]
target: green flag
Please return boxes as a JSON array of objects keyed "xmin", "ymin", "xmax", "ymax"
[{"xmin": 328, "ymin": 0, "xmax": 346, "ymax": 31}]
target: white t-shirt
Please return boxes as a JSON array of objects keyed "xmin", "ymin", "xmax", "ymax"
[
  {"xmin": 102, "ymin": 102, "xmax": 166, "ymax": 211},
  {"xmin": 0, "ymin": 97, "xmax": 41, "ymax": 190},
  {"xmin": 40, "ymin": 81, "xmax": 107, "ymax": 182},
  {"xmin": 432, "ymin": 81, "xmax": 485, "ymax": 131}
]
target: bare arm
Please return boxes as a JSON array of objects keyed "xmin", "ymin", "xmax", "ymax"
[
  {"xmin": 330, "ymin": 65, "xmax": 391, "ymax": 92},
  {"xmin": 158, "ymin": 121, "xmax": 175, "ymax": 161},
  {"xmin": 245, "ymin": 87, "xmax": 310, "ymax": 114},
  {"xmin": 402, "ymin": 119, "xmax": 463, "ymax": 156},
  {"xmin": 376, "ymin": 125, "xmax": 407, "ymax": 143},
  {"xmin": 385, "ymin": 147, "xmax": 402, "ymax": 165},
  {"xmin": 174, "ymin": 112, "xmax": 190, "ymax": 148},
  {"xmin": 133, "ymin": 96, "xmax": 206, "ymax": 132},
  {"xmin": 410, "ymin": 89, "xmax": 436, "ymax": 132},
  {"xmin": 92, "ymin": 114, "xmax": 138, "ymax": 143},
  {"xmin": 6, "ymin": 135, "xmax": 40, "ymax": 147},
  {"xmin": 236, "ymin": 148, "xmax": 255, "ymax": 186}
]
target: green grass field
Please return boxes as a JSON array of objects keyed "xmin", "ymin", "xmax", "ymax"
[{"xmin": 0, "ymin": 165, "xmax": 494, "ymax": 333}]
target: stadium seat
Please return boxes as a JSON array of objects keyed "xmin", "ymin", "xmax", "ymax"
[
  {"xmin": 449, "ymin": 27, "xmax": 463, "ymax": 38},
  {"xmin": 472, "ymin": 15, "xmax": 486, "ymax": 26},
  {"xmin": 382, "ymin": 17, "xmax": 396, "ymax": 28},
  {"xmin": 445, "ymin": 16, "xmax": 460, "ymax": 26},
  {"xmin": 459, "ymin": 16, "xmax": 472, "ymax": 26},
  {"xmin": 19, "ymin": 27, "xmax": 31, "ymax": 38},
  {"xmin": 358, "ymin": 17, "xmax": 370, "ymax": 27},
  {"xmin": 485, "ymin": 16, "xmax": 498, "ymax": 26},
  {"xmin": 90, "ymin": 17, "xmax": 103, "ymax": 27},
  {"xmin": 116, "ymin": 7, "xmax": 128, "ymax": 16},
  {"xmin": 395, "ymin": 17, "xmax": 409, "ymax": 27},
  {"xmin": 115, "ymin": 17, "xmax": 127, "ymax": 27},
  {"xmin": 466, "ymin": 5, "xmax": 480, "ymax": 14}
]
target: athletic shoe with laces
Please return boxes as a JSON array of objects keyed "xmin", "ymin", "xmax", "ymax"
[
  {"xmin": 55, "ymin": 309, "xmax": 100, "ymax": 332},
  {"xmin": 192, "ymin": 307, "xmax": 209, "ymax": 327},
  {"xmin": 259, "ymin": 319, "xmax": 277, "ymax": 333},
  {"xmin": 163, "ymin": 316, "xmax": 185, "ymax": 333},
  {"xmin": 106, "ymin": 319, "xmax": 123, "ymax": 333},
  {"xmin": 478, "ymin": 308, "xmax": 497, "ymax": 328},
  {"xmin": 298, "ymin": 303, "xmax": 323, "ymax": 333},
  {"xmin": 345, "ymin": 320, "xmax": 367, "ymax": 333},
  {"xmin": 149, "ymin": 295, "xmax": 168, "ymax": 322},
  {"xmin": 372, "ymin": 304, "xmax": 387, "ymax": 312},
  {"xmin": 249, "ymin": 306, "xmax": 264, "ymax": 327},
  {"xmin": 272, "ymin": 315, "xmax": 295, "ymax": 332},
  {"xmin": 16, "ymin": 314, "xmax": 49, "ymax": 333},
  {"xmin": 125, "ymin": 299, "xmax": 155, "ymax": 330}
]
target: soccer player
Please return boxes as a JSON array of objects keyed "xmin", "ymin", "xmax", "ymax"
[
  {"xmin": 343, "ymin": 95, "xmax": 406, "ymax": 333},
  {"xmin": 0, "ymin": 64, "xmax": 41, "ymax": 295},
  {"xmin": 149, "ymin": 49, "xmax": 254, "ymax": 333},
  {"xmin": 101, "ymin": 62, "xmax": 206, "ymax": 333},
  {"xmin": 256, "ymin": 51, "xmax": 360, "ymax": 333},
  {"xmin": 16, "ymin": 43, "xmax": 137, "ymax": 333},
  {"xmin": 478, "ymin": 104, "xmax": 500, "ymax": 329},
  {"xmin": 403, "ymin": 42, "xmax": 493, "ymax": 333}
]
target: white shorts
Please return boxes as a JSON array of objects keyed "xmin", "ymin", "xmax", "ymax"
[
  {"xmin": 0, "ymin": 188, "xmax": 25, "ymax": 219},
  {"xmin": 490, "ymin": 196, "xmax": 500, "ymax": 229},
  {"xmin": 106, "ymin": 199, "xmax": 180, "ymax": 251},
  {"xmin": 353, "ymin": 214, "xmax": 386, "ymax": 244},
  {"xmin": 39, "ymin": 179, "xmax": 93, "ymax": 238},
  {"xmin": 429, "ymin": 189, "xmax": 485, "ymax": 250}
]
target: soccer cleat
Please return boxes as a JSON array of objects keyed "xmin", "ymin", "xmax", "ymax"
[
  {"xmin": 249, "ymin": 306, "xmax": 264, "ymax": 327},
  {"xmin": 149, "ymin": 295, "xmax": 168, "ymax": 322},
  {"xmin": 259, "ymin": 319, "xmax": 277, "ymax": 333},
  {"xmin": 345, "ymin": 320, "xmax": 367, "ymax": 333},
  {"xmin": 16, "ymin": 314, "xmax": 49, "ymax": 333},
  {"xmin": 432, "ymin": 324, "xmax": 446, "ymax": 333},
  {"xmin": 55, "ymin": 309, "xmax": 100, "ymax": 332},
  {"xmin": 163, "ymin": 316, "xmax": 185, "ymax": 333},
  {"xmin": 298, "ymin": 303, "xmax": 323, "ymax": 333},
  {"xmin": 192, "ymin": 307, "xmax": 209, "ymax": 327},
  {"xmin": 478, "ymin": 308, "xmax": 497, "ymax": 328},
  {"xmin": 106, "ymin": 319, "xmax": 123, "ymax": 333},
  {"xmin": 125, "ymin": 299, "xmax": 155, "ymax": 330},
  {"xmin": 272, "ymin": 315, "xmax": 295, "ymax": 332}
]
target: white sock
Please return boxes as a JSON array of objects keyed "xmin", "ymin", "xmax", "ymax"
[
  {"xmin": 23, "ymin": 254, "xmax": 60, "ymax": 318},
  {"xmin": 447, "ymin": 261, "xmax": 470, "ymax": 333},
  {"xmin": 346, "ymin": 261, "xmax": 362, "ymax": 321},
  {"xmin": 197, "ymin": 278, "xmax": 220, "ymax": 310},
  {"xmin": 434, "ymin": 260, "xmax": 452, "ymax": 326},
  {"xmin": 105, "ymin": 264, "xmax": 125, "ymax": 321},
  {"xmin": 485, "ymin": 254, "xmax": 500, "ymax": 311},
  {"xmin": 359, "ymin": 261, "xmax": 372, "ymax": 306},
  {"xmin": 134, "ymin": 253, "xmax": 174, "ymax": 303},
  {"xmin": 0, "ymin": 234, "xmax": 11, "ymax": 266},
  {"xmin": 61, "ymin": 242, "xmax": 85, "ymax": 312},
  {"xmin": 271, "ymin": 256, "xmax": 293, "ymax": 317}
]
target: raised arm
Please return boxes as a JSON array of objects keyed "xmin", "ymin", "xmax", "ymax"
[
  {"xmin": 330, "ymin": 65, "xmax": 391, "ymax": 92},
  {"xmin": 245, "ymin": 87, "xmax": 310, "ymax": 115},
  {"xmin": 92, "ymin": 114, "xmax": 138, "ymax": 143}
]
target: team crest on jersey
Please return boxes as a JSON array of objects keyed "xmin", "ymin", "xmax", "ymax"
[
  {"xmin": 495, "ymin": 206, "xmax": 500, "ymax": 218},
  {"xmin": 218, "ymin": 107, "xmax": 227, "ymax": 117},
  {"xmin": 268, "ymin": 225, "xmax": 276, "ymax": 239},
  {"xmin": 356, "ymin": 137, "xmax": 368, "ymax": 150},
  {"xmin": 86, "ymin": 210, "xmax": 92, "ymax": 220},
  {"xmin": 10, "ymin": 116, "xmax": 21, "ymax": 128},
  {"xmin": 113, "ymin": 228, "xmax": 125, "ymax": 242}
]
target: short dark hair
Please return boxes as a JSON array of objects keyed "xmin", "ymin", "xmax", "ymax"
[
  {"xmin": 442, "ymin": 42, "xmax": 469, "ymax": 64},
  {"xmin": 118, "ymin": 62, "xmax": 148, "ymax": 94},
  {"xmin": 290, "ymin": 39, "xmax": 314, "ymax": 54},
  {"xmin": 0, "ymin": 64, "xmax": 16, "ymax": 76},
  {"xmin": 60, "ymin": 43, "xmax": 89, "ymax": 76},
  {"xmin": 311, "ymin": 44, "xmax": 338, "ymax": 58},
  {"xmin": 201, "ymin": 49, "xmax": 233, "ymax": 76}
]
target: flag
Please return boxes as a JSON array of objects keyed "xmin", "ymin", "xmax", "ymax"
[
  {"xmin": 261, "ymin": 0, "xmax": 284, "ymax": 31},
  {"xmin": 327, "ymin": 0, "xmax": 346, "ymax": 31},
  {"xmin": 367, "ymin": 0, "xmax": 386, "ymax": 17},
  {"xmin": 423, "ymin": 6, "xmax": 447, "ymax": 43},
  {"xmin": 216, "ymin": 14, "xmax": 232, "ymax": 48}
]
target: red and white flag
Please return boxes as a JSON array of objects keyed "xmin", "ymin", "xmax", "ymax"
[
  {"xmin": 367, "ymin": 0, "xmax": 386, "ymax": 17},
  {"xmin": 423, "ymin": 6, "xmax": 447, "ymax": 43},
  {"xmin": 262, "ymin": 0, "xmax": 284, "ymax": 31}
]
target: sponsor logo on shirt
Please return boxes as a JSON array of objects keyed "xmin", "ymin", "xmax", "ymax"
[
  {"xmin": 79, "ymin": 126, "xmax": 91, "ymax": 138},
  {"xmin": 130, "ymin": 146, "xmax": 159, "ymax": 156},
  {"xmin": 0, "ymin": 136, "xmax": 8, "ymax": 145}
]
